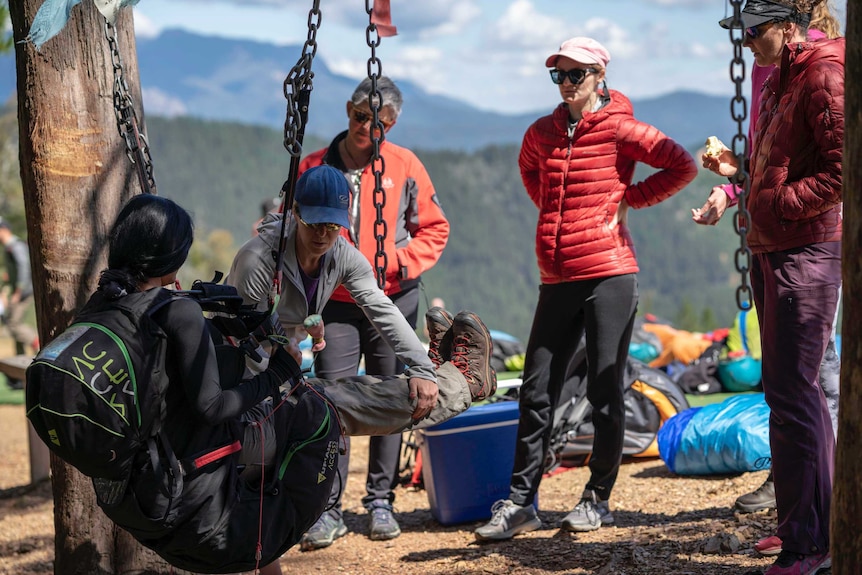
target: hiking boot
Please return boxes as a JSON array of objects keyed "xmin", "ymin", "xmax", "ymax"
[
  {"xmin": 450, "ymin": 310, "xmax": 497, "ymax": 401},
  {"xmin": 367, "ymin": 499, "xmax": 401, "ymax": 541},
  {"xmin": 735, "ymin": 473, "xmax": 776, "ymax": 513},
  {"xmin": 755, "ymin": 534, "xmax": 783, "ymax": 556},
  {"xmin": 425, "ymin": 306, "xmax": 454, "ymax": 368},
  {"xmin": 474, "ymin": 499, "xmax": 541, "ymax": 541},
  {"xmin": 299, "ymin": 511, "xmax": 348, "ymax": 551},
  {"xmin": 561, "ymin": 489, "xmax": 615, "ymax": 532},
  {"xmin": 764, "ymin": 550, "xmax": 830, "ymax": 575}
]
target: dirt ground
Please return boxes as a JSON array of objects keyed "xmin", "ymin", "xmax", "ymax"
[{"xmin": 0, "ymin": 402, "xmax": 804, "ymax": 575}]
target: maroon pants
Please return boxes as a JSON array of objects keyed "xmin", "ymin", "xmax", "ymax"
[{"xmin": 751, "ymin": 242, "xmax": 840, "ymax": 556}]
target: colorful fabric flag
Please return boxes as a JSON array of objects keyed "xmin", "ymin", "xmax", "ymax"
[
  {"xmin": 26, "ymin": 0, "xmax": 140, "ymax": 50},
  {"xmin": 94, "ymin": 0, "xmax": 141, "ymax": 25},
  {"xmin": 371, "ymin": 0, "xmax": 398, "ymax": 38},
  {"xmin": 26, "ymin": 0, "xmax": 82, "ymax": 49}
]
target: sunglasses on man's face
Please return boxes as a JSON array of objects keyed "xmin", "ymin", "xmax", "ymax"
[
  {"xmin": 745, "ymin": 21, "xmax": 776, "ymax": 39},
  {"xmin": 549, "ymin": 67, "xmax": 598, "ymax": 86},
  {"xmin": 350, "ymin": 109, "xmax": 394, "ymax": 129},
  {"xmin": 296, "ymin": 210, "xmax": 342, "ymax": 233}
]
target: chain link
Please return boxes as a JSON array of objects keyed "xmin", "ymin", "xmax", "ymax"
[
  {"xmin": 366, "ymin": 0, "xmax": 388, "ymax": 290},
  {"xmin": 104, "ymin": 20, "xmax": 157, "ymax": 195},
  {"xmin": 728, "ymin": 0, "xmax": 752, "ymax": 310},
  {"xmin": 272, "ymin": 0, "xmax": 323, "ymax": 311},
  {"xmin": 282, "ymin": 0, "xmax": 321, "ymax": 159}
]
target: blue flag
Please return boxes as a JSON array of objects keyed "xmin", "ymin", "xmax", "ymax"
[{"xmin": 27, "ymin": 0, "xmax": 142, "ymax": 50}]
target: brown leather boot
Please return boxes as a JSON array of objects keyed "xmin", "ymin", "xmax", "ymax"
[
  {"xmin": 450, "ymin": 310, "xmax": 497, "ymax": 401},
  {"xmin": 425, "ymin": 306, "xmax": 454, "ymax": 368}
]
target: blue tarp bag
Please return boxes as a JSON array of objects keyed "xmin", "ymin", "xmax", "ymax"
[{"xmin": 658, "ymin": 394, "xmax": 771, "ymax": 475}]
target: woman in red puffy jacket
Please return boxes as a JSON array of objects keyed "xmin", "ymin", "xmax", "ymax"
[{"xmin": 475, "ymin": 36, "xmax": 696, "ymax": 542}]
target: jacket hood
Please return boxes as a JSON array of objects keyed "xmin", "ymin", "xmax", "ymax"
[
  {"xmin": 551, "ymin": 88, "xmax": 634, "ymax": 130},
  {"xmin": 782, "ymin": 37, "xmax": 845, "ymax": 77}
]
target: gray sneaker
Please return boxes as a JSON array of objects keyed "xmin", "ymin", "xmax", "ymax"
[
  {"xmin": 474, "ymin": 499, "xmax": 541, "ymax": 541},
  {"xmin": 735, "ymin": 473, "xmax": 776, "ymax": 513},
  {"xmin": 561, "ymin": 489, "xmax": 615, "ymax": 532},
  {"xmin": 299, "ymin": 511, "xmax": 348, "ymax": 551},
  {"xmin": 367, "ymin": 499, "xmax": 401, "ymax": 541}
]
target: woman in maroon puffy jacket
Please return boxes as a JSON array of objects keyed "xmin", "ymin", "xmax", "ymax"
[
  {"xmin": 697, "ymin": 1, "xmax": 842, "ymax": 573},
  {"xmin": 475, "ymin": 36, "xmax": 696, "ymax": 542}
]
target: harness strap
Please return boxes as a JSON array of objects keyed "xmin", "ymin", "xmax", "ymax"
[
  {"xmin": 148, "ymin": 432, "xmax": 183, "ymax": 499},
  {"xmin": 179, "ymin": 440, "xmax": 242, "ymax": 476},
  {"xmin": 179, "ymin": 440, "xmax": 243, "ymax": 475}
]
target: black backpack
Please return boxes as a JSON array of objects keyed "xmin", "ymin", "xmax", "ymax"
[
  {"xmin": 542, "ymin": 337, "xmax": 690, "ymax": 473},
  {"xmin": 25, "ymin": 288, "xmax": 181, "ymax": 498}
]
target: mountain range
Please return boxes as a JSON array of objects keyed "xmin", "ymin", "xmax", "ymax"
[{"xmin": 0, "ymin": 29, "xmax": 742, "ymax": 151}]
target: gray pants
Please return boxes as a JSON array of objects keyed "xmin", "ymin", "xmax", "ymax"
[{"xmin": 241, "ymin": 361, "xmax": 471, "ymax": 469}]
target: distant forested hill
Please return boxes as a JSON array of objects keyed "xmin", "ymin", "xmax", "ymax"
[{"xmin": 148, "ymin": 116, "xmax": 745, "ymax": 340}]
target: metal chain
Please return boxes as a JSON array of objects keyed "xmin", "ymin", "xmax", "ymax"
[
  {"xmin": 365, "ymin": 0, "xmax": 388, "ymax": 290},
  {"xmin": 728, "ymin": 0, "xmax": 752, "ymax": 311},
  {"xmin": 104, "ymin": 20, "xmax": 157, "ymax": 195},
  {"xmin": 282, "ymin": 0, "xmax": 321, "ymax": 160},
  {"xmin": 270, "ymin": 0, "xmax": 322, "ymax": 314}
]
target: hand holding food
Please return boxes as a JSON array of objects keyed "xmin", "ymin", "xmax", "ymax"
[
  {"xmin": 704, "ymin": 136, "xmax": 726, "ymax": 158},
  {"xmin": 303, "ymin": 314, "xmax": 326, "ymax": 352}
]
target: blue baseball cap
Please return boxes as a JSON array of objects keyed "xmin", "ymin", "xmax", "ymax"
[{"xmin": 294, "ymin": 165, "xmax": 351, "ymax": 228}]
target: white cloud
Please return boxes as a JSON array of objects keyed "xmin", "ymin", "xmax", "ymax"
[
  {"xmin": 133, "ymin": 11, "xmax": 160, "ymax": 39},
  {"xmin": 142, "ymin": 88, "xmax": 187, "ymax": 117},
  {"xmin": 327, "ymin": 44, "xmax": 447, "ymax": 93},
  {"xmin": 174, "ymin": 0, "xmax": 482, "ymax": 37},
  {"xmin": 638, "ymin": 0, "xmax": 713, "ymax": 7},
  {"xmin": 414, "ymin": 2, "xmax": 482, "ymax": 40}
]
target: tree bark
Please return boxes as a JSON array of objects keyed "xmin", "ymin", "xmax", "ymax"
[
  {"xmin": 8, "ymin": 2, "xmax": 169, "ymax": 573},
  {"xmin": 833, "ymin": 1, "xmax": 861, "ymax": 572}
]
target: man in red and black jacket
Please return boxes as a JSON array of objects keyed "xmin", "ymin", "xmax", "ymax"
[{"xmin": 295, "ymin": 76, "xmax": 449, "ymax": 550}]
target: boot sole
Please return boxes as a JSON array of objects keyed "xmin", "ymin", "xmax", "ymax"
[
  {"xmin": 734, "ymin": 500, "xmax": 776, "ymax": 513},
  {"xmin": 299, "ymin": 522, "xmax": 348, "ymax": 551},
  {"xmin": 560, "ymin": 517, "xmax": 614, "ymax": 532}
]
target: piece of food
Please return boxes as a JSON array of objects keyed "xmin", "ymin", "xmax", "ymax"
[{"xmin": 705, "ymin": 136, "xmax": 726, "ymax": 157}]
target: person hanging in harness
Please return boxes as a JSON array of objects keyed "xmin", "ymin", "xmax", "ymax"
[
  {"xmin": 290, "ymin": 76, "xmax": 450, "ymax": 549},
  {"xmin": 29, "ymin": 188, "xmax": 491, "ymax": 575}
]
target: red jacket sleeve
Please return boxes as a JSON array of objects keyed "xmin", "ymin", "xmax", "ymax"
[
  {"xmin": 395, "ymin": 153, "xmax": 450, "ymax": 280},
  {"xmin": 617, "ymin": 119, "xmax": 698, "ymax": 209}
]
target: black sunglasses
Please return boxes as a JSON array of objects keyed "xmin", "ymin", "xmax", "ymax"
[
  {"xmin": 745, "ymin": 21, "xmax": 776, "ymax": 39},
  {"xmin": 550, "ymin": 68, "xmax": 598, "ymax": 85}
]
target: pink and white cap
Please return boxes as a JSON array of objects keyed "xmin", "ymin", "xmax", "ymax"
[{"xmin": 545, "ymin": 37, "xmax": 611, "ymax": 69}]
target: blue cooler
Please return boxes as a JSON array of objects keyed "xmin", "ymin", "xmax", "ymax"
[{"xmin": 418, "ymin": 400, "xmax": 530, "ymax": 525}]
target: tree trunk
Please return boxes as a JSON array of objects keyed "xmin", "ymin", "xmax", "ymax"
[
  {"xmin": 833, "ymin": 1, "xmax": 861, "ymax": 572},
  {"xmin": 8, "ymin": 2, "xmax": 169, "ymax": 573}
]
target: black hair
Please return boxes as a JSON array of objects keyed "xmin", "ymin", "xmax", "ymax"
[{"xmin": 98, "ymin": 195, "xmax": 194, "ymax": 298}]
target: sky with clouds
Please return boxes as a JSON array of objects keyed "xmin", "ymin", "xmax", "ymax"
[{"xmin": 132, "ymin": 0, "xmax": 846, "ymax": 115}]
